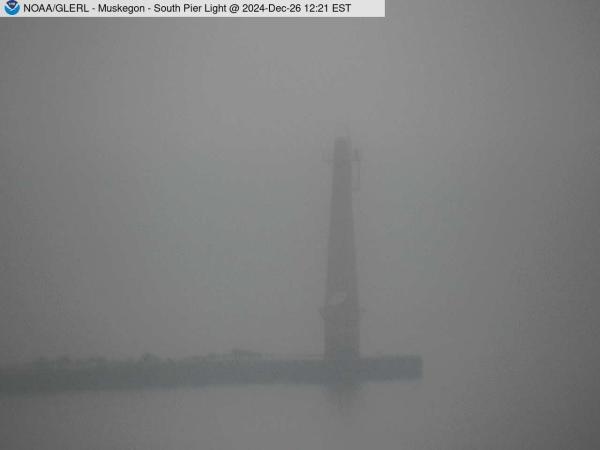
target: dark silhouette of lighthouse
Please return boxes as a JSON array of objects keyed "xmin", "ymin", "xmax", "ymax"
[{"xmin": 321, "ymin": 138, "xmax": 360, "ymax": 360}]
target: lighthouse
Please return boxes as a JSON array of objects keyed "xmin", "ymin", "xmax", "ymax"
[{"xmin": 321, "ymin": 137, "xmax": 360, "ymax": 360}]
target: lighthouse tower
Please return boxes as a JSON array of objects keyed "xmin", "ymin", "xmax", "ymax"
[{"xmin": 321, "ymin": 137, "xmax": 360, "ymax": 360}]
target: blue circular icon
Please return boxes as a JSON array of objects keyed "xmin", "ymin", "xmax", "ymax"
[{"xmin": 5, "ymin": 0, "xmax": 20, "ymax": 15}]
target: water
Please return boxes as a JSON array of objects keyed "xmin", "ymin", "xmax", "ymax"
[
  {"xmin": 0, "ymin": 372, "xmax": 595, "ymax": 450},
  {"xmin": 0, "ymin": 381, "xmax": 423, "ymax": 450}
]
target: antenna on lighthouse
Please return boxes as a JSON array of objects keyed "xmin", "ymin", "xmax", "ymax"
[{"xmin": 353, "ymin": 148, "xmax": 361, "ymax": 191}]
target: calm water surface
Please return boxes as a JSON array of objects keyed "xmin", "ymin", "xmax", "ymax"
[{"xmin": 0, "ymin": 371, "xmax": 594, "ymax": 450}]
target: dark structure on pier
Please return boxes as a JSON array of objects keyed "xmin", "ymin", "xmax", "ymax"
[{"xmin": 321, "ymin": 137, "xmax": 361, "ymax": 360}]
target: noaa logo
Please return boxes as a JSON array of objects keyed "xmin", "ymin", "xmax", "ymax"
[{"xmin": 4, "ymin": 0, "xmax": 20, "ymax": 15}]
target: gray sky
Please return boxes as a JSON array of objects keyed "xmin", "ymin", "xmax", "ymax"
[{"xmin": 1, "ymin": 1, "xmax": 599, "ymax": 415}]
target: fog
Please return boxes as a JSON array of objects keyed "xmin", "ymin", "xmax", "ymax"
[{"xmin": 1, "ymin": 1, "xmax": 600, "ymax": 448}]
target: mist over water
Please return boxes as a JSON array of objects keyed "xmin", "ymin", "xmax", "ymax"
[
  {"xmin": 2, "ymin": 1, "xmax": 600, "ymax": 448},
  {"xmin": 0, "ymin": 375, "xmax": 594, "ymax": 450}
]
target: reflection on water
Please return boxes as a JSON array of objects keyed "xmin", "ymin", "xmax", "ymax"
[
  {"xmin": 1, "ymin": 382, "xmax": 420, "ymax": 450},
  {"xmin": 1, "ymin": 372, "xmax": 593, "ymax": 450},
  {"xmin": 324, "ymin": 381, "xmax": 362, "ymax": 413}
]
